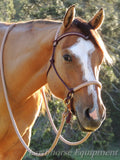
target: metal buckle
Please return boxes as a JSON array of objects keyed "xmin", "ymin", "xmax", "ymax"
[
  {"xmin": 64, "ymin": 97, "xmax": 70, "ymax": 105},
  {"xmin": 64, "ymin": 92, "xmax": 73, "ymax": 105}
]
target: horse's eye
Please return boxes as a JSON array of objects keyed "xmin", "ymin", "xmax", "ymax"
[{"xmin": 63, "ymin": 54, "xmax": 72, "ymax": 62}]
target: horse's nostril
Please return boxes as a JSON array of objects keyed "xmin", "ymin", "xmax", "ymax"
[{"xmin": 85, "ymin": 108, "xmax": 91, "ymax": 119}]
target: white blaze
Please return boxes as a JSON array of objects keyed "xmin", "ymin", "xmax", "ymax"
[{"xmin": 69, "ymin": 37, "xmax": 99, "ymax": 120}]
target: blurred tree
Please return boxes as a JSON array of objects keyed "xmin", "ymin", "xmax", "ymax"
[{"xmin": 0, "ymin": 0, "xmax": 15, "ymax": 22}]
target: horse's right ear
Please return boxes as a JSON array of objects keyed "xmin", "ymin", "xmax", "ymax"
[
  {"xmin": 63, "ymin": 5, "xmax": 75, "ymax": 29},
  {"xmin": 88, "ymin": 8, "xmax": 104, "ymax": 30}
]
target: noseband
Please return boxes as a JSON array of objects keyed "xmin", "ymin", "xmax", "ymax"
[{"xmin": 47, "ymin": 29, "xmax": 102, "ymax": 117}]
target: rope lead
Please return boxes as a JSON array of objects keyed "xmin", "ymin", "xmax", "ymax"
[{"xmin": 0, "ymin": 24, "xmax": 91, "ymax": 157}]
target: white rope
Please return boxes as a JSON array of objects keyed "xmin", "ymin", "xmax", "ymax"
[
  {"xmin": 0, "ymin": 24, "xmax": 68, "ymax": 157},
  {"xmin": 0, "ymin": 24, "xmax": 91, "ymax": 157},
  {"xmin": 41, "ymin": 88, "xmax": 91, "ymax": 146}
]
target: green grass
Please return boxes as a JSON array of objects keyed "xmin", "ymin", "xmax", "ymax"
[
  {"xmin": 73, "ymin": 156, "xmax": 119, "ymax": 160},
  {"xmin": 72, "ymin": 151, "xmax": 120, "ymax": 160},
  {"xmin": 24, "ymin": 145, "xmax": 120, "ymax": 160},
  {"xmin": 72, "ymin": 148, "xmax": 120, "ymax": 160},
  {"xmin": 24, "ymin": 152, "xmax": 120, "ymax": 160}
]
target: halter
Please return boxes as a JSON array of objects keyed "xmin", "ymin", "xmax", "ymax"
[
  {"xmin": 47, "ymin": 28, "xmax": 102, "ymax": 115},
  {"xmin": 0, "ymin": 24, "xmax": 100, "ymax": 157}
]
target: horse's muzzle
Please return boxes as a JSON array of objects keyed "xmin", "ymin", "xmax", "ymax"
[{"xmin": 75, "ymin": 104, "xmax": 106, "ymax": 132}]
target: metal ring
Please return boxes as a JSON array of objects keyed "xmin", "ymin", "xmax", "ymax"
[{"xmin": 64, "ymin": 92, "xmax": 74, "ymax": 105}]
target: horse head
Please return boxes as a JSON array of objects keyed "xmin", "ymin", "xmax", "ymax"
[{"xmin": 47, "ymin": 5, "xmax": 112, "ymax": 132}]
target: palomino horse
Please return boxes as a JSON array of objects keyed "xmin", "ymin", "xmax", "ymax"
[{"xmin": 0, "ymin": 5, "xmax": 111, "ymax": 160}]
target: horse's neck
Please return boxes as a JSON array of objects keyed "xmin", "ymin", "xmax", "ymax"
[{"xmin": 1, "ymin": 21, "xmax": 60, "ymax": 103}]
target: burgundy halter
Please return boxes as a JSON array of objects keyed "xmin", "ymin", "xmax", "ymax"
[{"xmin": 47, "ymin": 30, "xmax": 102, "ymax": 121}]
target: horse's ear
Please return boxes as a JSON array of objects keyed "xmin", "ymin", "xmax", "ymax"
[
  {"xmin": 63, "ymin": 5, "xmax": 75, "ymax": 29},
  {"xmin": 88, "ymin": 8, "xmax": 104, "ymax": 30}
]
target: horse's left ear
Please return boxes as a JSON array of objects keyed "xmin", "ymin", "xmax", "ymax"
[
  {"xmin": 88, "ymin": 8, "xmax": 104, "ymax": 30},
  {"xmin": 63, "ymin": 5, "xmax": 75, "ymax": 29}
]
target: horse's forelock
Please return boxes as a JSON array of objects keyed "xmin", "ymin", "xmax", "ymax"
[
  {"xmin": 72, "ymin": 19, "xmax": 92, "ymax": 36},
  {"xmin": 72, "ymin": 19, "xmax": 100, "ymax": 46}
]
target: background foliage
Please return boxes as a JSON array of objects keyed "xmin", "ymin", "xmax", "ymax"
[{"xmin": 0, "ymin": 0, "xmax": 120, "ymax": 159}]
